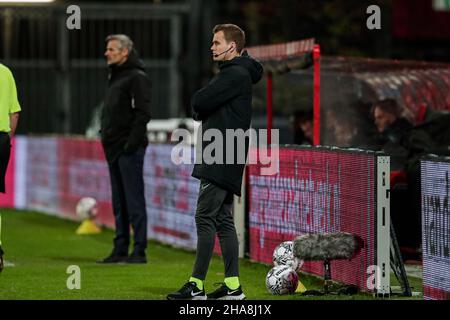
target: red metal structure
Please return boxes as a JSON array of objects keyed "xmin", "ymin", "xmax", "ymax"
[
  {"xmin": 266, "ymin": 73, "xmax": 273, "ymax": 145},
  {"xmin": 246, "ymin": 39, "xmax": 319, "ymax": 145},
  {"xmin": 313, "ymin": 44, "xmax": 321, "ymax": 145}
]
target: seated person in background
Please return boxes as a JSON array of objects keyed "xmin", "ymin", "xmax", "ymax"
[
  {"xmin": 322, "ymin": 106, "xmax": 366, "ymax": 148},
  {"xmin": 291, "ymin": 110, "xmax": 313, "ymax": 145},
  {"xmin": 403, "ymin": 110, "xmax": 450, "ymax": 253},
  {"xmin": 372, "ymin": 99, "xmax": 417, "ymax": 254},
  {"xmin": 371, "ymin": 99, "xmax": 412, "ymax": 171},
  {"xmin": 372, "ymin": 99, "xmax": 412, "ymax": 145}
]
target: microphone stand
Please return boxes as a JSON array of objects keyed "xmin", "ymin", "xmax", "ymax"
[
  {"xmin": 323, "ymin": 259, "xmax": 332, "ymax": 294},
  {"xmin": 302, "ymin": 259, "xmax": 359, "ymax": 296}
]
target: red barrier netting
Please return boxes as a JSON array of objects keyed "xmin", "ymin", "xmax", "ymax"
[{"xmin": 248, "ymin": 146, "xmax": 377, "ymax": 291}]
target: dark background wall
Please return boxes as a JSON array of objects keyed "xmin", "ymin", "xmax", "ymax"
[{"xmin": 1, "ymin": 0, "xmax": 449, "ymax": 135}]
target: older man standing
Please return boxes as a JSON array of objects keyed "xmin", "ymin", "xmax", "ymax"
[{"xmin": 98, "ymin": 34, "xmax": 152, "ymax": 264}]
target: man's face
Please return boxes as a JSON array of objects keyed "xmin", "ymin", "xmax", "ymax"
[
  {"xmin": 211, "ymin": 31, "xmax": 233, "ymax": 62},
  {"xmin": 104, "ymin": 40, "xmax": 128, "ymax": 66},
  {"xmin": 374, "ymin": 106, "xmax": 396, "ymax": 132},
  {"xmin": 299, "ymin": 121, "xmax": 313, "ymax": 142},
  {"xmin": 334, "ymin": 124, "xmax": 357, "ymax": 147}
]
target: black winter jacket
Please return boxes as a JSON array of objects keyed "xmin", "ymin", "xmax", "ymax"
[
  {"xmin": 100, "ymin": 50, "xmax": 152, "ymax": 163},
  {"xmin": 191, "ymin": 52, "xmax": 263, "ymax": 196}
]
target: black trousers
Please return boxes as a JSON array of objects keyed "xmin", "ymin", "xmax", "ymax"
[
  {"xmin": 107, "ymin": 147, "xmax": 147, "ymax": 255},
  {"xmin": 0, "ymin": 133, "xmax": 11, "ymax": 194},
  {"xmin": 192, "ymin": 179, "xmax": 239, "ymax": 280}
]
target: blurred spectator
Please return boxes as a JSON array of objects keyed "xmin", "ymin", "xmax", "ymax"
[
  {"xmin": 372, "ymin": 99, "xmax": 412, "ymax": 144},
  {"xmin": 291, "ymin": 110, "xmax": 313, "ymax": 145},
  {"xmin": 371, "ymin": 99, "xmax": 412, "ymax": 170},
  {"xmin": 322, "ymin": 105, "xmax": 366, "ymax": 148},
  {"xmin": 403, "ymin": 109, "xmax": 450, "ymax": 252},
  {"xmin": 371, "ymin": 100, "xmax": 412, "ymax": 250},
  {"xmin": 405, "ymin": 109, "xmax": 450, "ymax": 162}
]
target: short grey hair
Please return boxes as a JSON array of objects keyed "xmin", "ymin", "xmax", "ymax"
[{"xmin": 105, "ymin": 34, "xmax": 134, "ymax": 51}]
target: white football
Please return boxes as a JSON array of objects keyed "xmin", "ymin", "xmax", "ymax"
[
  {"xmin": 272, "ymin": 241, "xmax": 304, "ymax": 272},
  {"xmin": 76, "ymin": 197, "xmax": 98, "ymax": 220},
  {"xmin": 266, "ymin": 265, "xmax": 299, "ymax": 295}
]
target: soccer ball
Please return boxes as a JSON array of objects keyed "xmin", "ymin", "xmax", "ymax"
[
  {"xmin": 272, "ymin": 241, "xmax": 304, "ymax": 271},
  {"xmin": 266, "ymin": 265, "xmax": 299, "ymax": 295},
  {"xmin": 76, "ymin": 197, "xmax": 98, "ymax": 220}
]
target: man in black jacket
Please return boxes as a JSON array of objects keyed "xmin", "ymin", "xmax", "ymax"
[
  {"xmin": 167, "ymin": 24, "xmax": 263, "ymax": 300},
  {"xmin": 98, "ymin": 34, "xmax": 151, "ymax": 264},
  {"xmin": 371, "ymin": 99, "xmax": 412, "ymax": 170}
]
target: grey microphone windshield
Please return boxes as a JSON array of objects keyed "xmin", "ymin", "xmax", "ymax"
[{"xmin": 293, "ymin": 232, "xmax": 364, "ymax": 261}]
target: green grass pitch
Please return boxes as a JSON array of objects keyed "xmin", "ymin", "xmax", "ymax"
[{"xmin": 0, "ymin": 209, "xmax": 422, "ymax": 300}]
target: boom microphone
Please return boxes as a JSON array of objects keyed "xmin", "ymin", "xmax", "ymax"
[
  {"xmin": 214, "ymin": 47, "xmax": 232, "ymax": 58},
  {"xmin": 293, "ymin": 232, "xmax": 364, "ymax": 296},
  {"xmin": 293, "ymin": 232, "xmax": 364, "ymax": 261}
]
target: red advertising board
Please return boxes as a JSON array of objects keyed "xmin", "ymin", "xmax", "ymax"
[
  {"xmin": 57, "ymin": 137, "xmax": 115, "ymax": 228},
  {"xmin": 248, "ymin": 146, "xmax": 377, "ymax": 290},
  {"xmin": 0, "ymin": 137, "xmax": 15, "ymax": 208}
]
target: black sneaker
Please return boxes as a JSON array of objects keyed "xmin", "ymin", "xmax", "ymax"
[
  {"xmin": 96, "ymin": 252, "xmax": 128, "ymax": 264},
  {"xmin": 166, "ymin": 281, "xmax": 207, "ymax": 300},
  {"xmin": 0, "ymin": 246, "xmax": 4, "ymax": 273},
  {"xmin": 126, "ymin": 254, "xmax": 147, "ymax": 264},
  {"xmin": 207, "ymin": 283, "xmax": 246, "ymax": 300}
]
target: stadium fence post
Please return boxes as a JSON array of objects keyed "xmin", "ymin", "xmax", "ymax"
[{"xmin": 376, "ymin": 156, "xmax": 391, "ymax": 297}]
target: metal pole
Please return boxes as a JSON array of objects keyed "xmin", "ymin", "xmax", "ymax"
[
  {"xmin": 266, "ymin": 72, "xmax": 273, "ymax": 145},
  {"xmin": 2, "ymin": 9, "xmax": 13, "ymax": 60},
  {"xmin": 313, "ymin": 44, "xmax": 321, "ymax": 146},
  {"xmin": 376, "ymin": 156, "xmax": 391, "ymax": 297},
  {"xmin": 57, "ymin": 12, "xmax": 70, "ymax": 134},
  {"xmin": 187, "ymin": 0, "xmax": 201, "ymax": 118},
  {"xmin": 169, "ymin": 14, "xmax": 181, "ymax": 118}
]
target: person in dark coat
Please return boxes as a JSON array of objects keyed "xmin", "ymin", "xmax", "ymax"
[
  {"xmin": 167, "ymin": 24, "xmax": 263, "ymax": 300},
  {"xmin": 98, "ymin": 34, "xmax": 151, "ymax": 264},
  {"xmin": 372, "ymin": 99, "xmax": 416, "ymax": 253},
  {"xmin": 403, "ymin": 110, "xmax": 450, "ymax": 252},
  {"xmin": 371, "ymin": 98, "xmax": 412, "ymax": 170},
  {"xmin": 291, "ymin": 110, "xmax": 313, "ymax": 145}
]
